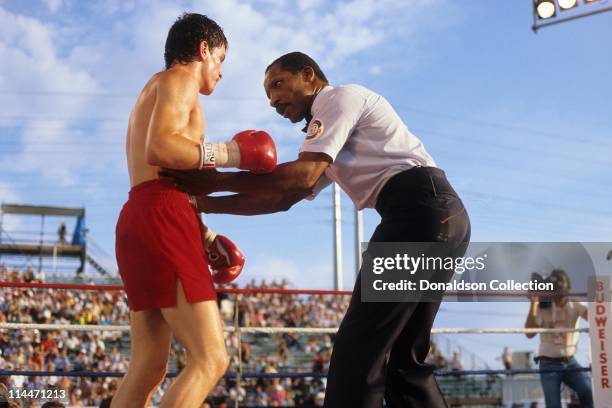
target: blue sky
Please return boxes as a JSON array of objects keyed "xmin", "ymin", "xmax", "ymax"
[{"xmin": 1, "ymin": 0, "xmax": 611, "ymax": 368}]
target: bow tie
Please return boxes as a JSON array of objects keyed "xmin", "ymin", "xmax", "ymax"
[{"xmin": 302, "ymin": 115, "xmax": 313, "ymax": 133}]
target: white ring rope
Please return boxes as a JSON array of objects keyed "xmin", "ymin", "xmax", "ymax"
[
  {"xmin": 0, "ymin": 322, "xmax": 589, "ymax": 335},
  {"xmin": 0, "ymin": 323, "xmax": 128, "ymax": 331}
]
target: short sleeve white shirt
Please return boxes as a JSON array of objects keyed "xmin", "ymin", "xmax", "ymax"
[{"xmin": 300, "ymin": 85, "xmax": 436, "ymax": 209}]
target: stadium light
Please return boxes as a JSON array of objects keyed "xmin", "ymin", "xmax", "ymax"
[
  {"xmin": 532, "ymin": 0, "xmax": 612, "ymax": 32},
  {"xmin": 535, "ymin": 0, "xmax": 556, "ymax": 19},
  {"xmin": 558, "ymin": 0, "xmax": 578, "ymax": 10}
]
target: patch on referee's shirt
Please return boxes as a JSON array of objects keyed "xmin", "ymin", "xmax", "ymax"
[{"xmin": 306, "ymin": 119, "xmax": 324, "ymax": 140}]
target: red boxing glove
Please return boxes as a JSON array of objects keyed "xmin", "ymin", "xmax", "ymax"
[
  {"xmin": 204, "ymin": 229, "xmax": 245, "ymax": 284},
  {"xmin": 232, "ymin": 130, "xmax": 277, "ymax": 174}
]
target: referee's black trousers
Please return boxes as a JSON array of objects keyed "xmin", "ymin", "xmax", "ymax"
[{"xmin": 324, "ymin": 167, "xmax": 471, "ymax": 408}]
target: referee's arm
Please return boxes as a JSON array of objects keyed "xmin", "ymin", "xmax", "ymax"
[
  {"xmin": 215, "ymin": 152, "xmax": 331, "ymax": 194},
  {"xmin": 194, "ymin": 191, "xmax": 309, "ymax": 215}
]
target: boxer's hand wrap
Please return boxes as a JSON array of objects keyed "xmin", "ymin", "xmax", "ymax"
[
  {"xmin": 198, "ymin": 130, "xmax": 276, "ymax": 173},
  {"xmin": 200, "ymin": 141, "xmax": 236, "ymax": 169},
  {"xmin": 198, "ymin": 141, "xmax": 205, "ymax": 170},
  {"xmin": 199, "ymin": 142, "xmax": 223, "ymax": 169}
]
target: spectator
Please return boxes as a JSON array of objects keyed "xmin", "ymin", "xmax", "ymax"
[
  {"xmin": 305, "ymin": 336, "xmax": 320, "ymax": 354},
  {"xmin": 314, "ymin": 391, "xmax": 325, "ymax": 407},
  {"xmin": 57, "ymin": 223, "xmax": 67, "ymax": 245},
  {"xmin": 450, "ymin": 351, "xmax": 463, "ymax": 372},
  {"xmin": 99, "ymin": 397, "xmax": 113, "ymax": 408},
  {"xmin": 266, "ymin": 377, "xmax": 287, "ymax": 404},
  {"xmin": 525, "ymin": 269, "xmax": 593, "ymax": 408},
  {"xmin": 41, "ymin": 333, "xmax": 57, "ymax": 352},
  {"xmin": 502, "ymin": 346, "xmax": 512, "ymax": 370},
  {"xmin": 9, "ymin": 267, "xmax": 20, "ymax": 282},
  {"xmin": 0, "ymin": 264, "xmax": 9, "ymax": 281},
  {"xmin": 275, "ymin": 340, "xmax": 289, "ymax": 367},
  {"xmin": 0, "ymin": 383, "xmax": 23, "ymax": 407},
  {"xmin": 22, "ymin": 266, "xmax": 35, "ymax": 283},
  {"xmin": 312, "ymin": 350, "xmax": 325, "ymax": 373},
  {"xmin": 41, "ymin": 402, "xmax": 65, "ymax": 408}
]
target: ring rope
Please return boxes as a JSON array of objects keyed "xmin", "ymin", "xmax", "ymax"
[
  {"xmin": 233, "ymin": 293, "xmax": 242, "ymax": 408},
  {"xmin": 0, "ymin": 367, "xmax": 591, "ymax": 379},
  {"xmin": 0, "ymin": 281, "xmax": 588, "ymax": 298},
  {"xmin": 0, "ymin": 322, "xmax": 589, "ymax": 334}
]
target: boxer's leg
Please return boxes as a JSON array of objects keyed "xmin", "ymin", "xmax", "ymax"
[
  {"xmin": 159, "ymin": 281, "xmax": 229, "ymax": 408},
  {"xmin": 111, "ymin": 309, "xmax": 172, "ymax": 408}
]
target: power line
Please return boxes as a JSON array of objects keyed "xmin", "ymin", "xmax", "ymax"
[
  {"xmin": 0, "ymin": 103, "xmax": 609, "ymax": 146},
  {"xmin": 0, "ymin": 89, "xmax": 263, "ymax": 101},
  {"xmin": 1, "ymin": 129, "xmax": 609, "ymax": 170},
  {"xmin": 0, "ymin": 115, "xmax": 273, "ymax": 124},
  {"xmin": 400, "ymin": 105, "xmax": 610, "ymax": 144}
]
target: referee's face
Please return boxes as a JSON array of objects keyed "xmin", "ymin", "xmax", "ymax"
[{"xmin": 264, "ymin": 63, "xmax": 312, "ymax": 123}]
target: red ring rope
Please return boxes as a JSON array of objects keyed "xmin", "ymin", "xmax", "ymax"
[{"xmin": 0, "ymin": 281, "xmax": 587, "ymax": 297}]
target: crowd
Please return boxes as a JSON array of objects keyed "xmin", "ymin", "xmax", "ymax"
[
  {"xmin": 1, "ymin": 264, "xmax": 129, "ymax": 406},
  {"xmin": 209, "ymin": 279, "xmax": 348, "ymax": 406},
  {"xmin": 0, "ymin": 265, "xmax": 352, "ymax": 406},
  {"xmin": 0, "ymin": 265, "xmax": 459, "ymax": 406}
]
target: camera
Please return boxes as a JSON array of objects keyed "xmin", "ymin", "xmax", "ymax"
[{"xmin": 530, "ymin": 269, "xmax": 570, "ymax": 308}]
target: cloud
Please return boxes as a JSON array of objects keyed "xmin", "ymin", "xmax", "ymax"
[
  {"xmin": 192, "ymin": 0, "xmax": 450, "ymax": 137},
  {"xmin": 1, "ymin": 0, "xmax": 450, "ymax": 171},
  {"xmin": 91, "ymin": 0, "xmax": 136, "ymax": 16},
  {"xmin": 43, "ymin": 0, "xmax": 63, "ymax": 13},
  {"xmin": 0, "ymin": 182, "xmax": 24, "ymax": 233},
  {"xmin": 0, "ymin": 7, "xmax": 101, "ymax": 185},
  {"xmin": 0, "ymin": 0, "xmax": 453, "ymax": 254}
]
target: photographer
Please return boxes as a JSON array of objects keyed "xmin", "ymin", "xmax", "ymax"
[{"xmin": 525, "ymin": 269, "xmax": 593, "ymax": 408}]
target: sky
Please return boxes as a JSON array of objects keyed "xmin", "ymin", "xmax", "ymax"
[{"xmin": 0, "ymin": 0, "xmax": 611, "ymax": 368}]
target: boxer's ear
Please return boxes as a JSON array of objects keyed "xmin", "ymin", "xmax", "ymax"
[{"xmin": 199, "ymin": 40, "xmax": 210, "ymax": 60}]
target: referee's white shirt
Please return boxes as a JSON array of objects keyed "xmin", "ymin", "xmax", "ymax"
[{"xmin": 299, "ymin": 85, "xmax": 436, "ymax": 210}]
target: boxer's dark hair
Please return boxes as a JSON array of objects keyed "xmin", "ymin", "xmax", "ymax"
[
  {"xmin": 164, "ymin": 13, "xmax": 227, "ymax": 69},
  {"xmin": 266, "ymin": 52, "xmax": 328, "ymax": 83}
]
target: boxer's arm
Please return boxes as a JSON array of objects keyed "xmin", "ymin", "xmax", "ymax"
[
  {"xmin": 146, "ymin": 74, "xmax": 202, "ymax": 169},
  {"xmin": 162, "ymin": 152, "xmax": 330, "ymax": 194},
  {"xmin": 195, "ymin": 191, "xmax": 309, "ymax": 215}
]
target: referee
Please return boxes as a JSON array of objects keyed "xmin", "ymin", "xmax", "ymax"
[{"xmin": 164, "ymin": 51, "xmax": 471, "ymax": 408}]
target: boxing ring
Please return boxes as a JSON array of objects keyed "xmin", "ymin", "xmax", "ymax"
[{"xmin": 0, "ymin": 281, "xmax": 592, "ymax": 407}]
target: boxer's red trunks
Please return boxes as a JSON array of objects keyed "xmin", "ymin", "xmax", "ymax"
[{"xmin": 115, "ymin": 178, "xmax": 216, "ymax": 311}]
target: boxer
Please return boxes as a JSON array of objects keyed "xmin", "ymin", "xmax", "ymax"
[{"xmin": 112, "ymin": 13, "xmax": 275, "ymax": 408}]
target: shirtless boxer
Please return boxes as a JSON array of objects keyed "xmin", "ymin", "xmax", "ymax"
[{"xmin": 113, "ymin": 13, "xmax": 276, "ymax": 408}]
